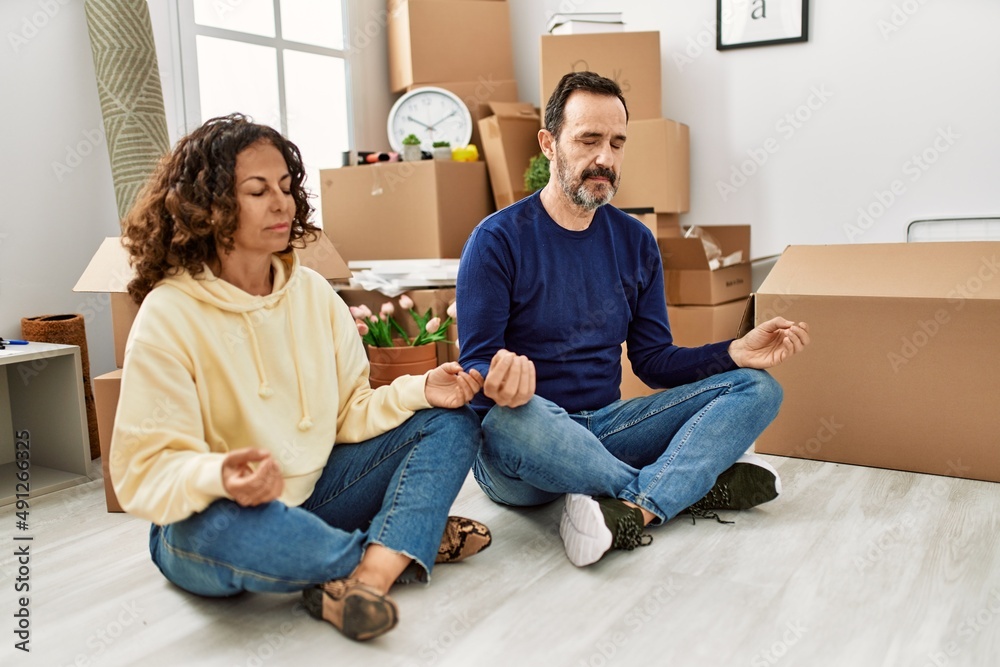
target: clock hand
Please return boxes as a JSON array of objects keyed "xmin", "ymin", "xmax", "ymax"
[
  {"xmin": 406, "ymin": 115, "xmax": 432, "ymax": 130},
  {"xmin": 426, "ymin": 110, "xmax": 458, "ymax": 131}
]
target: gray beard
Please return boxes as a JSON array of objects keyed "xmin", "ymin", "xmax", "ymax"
[{"xmin": 555, "ymin": 155, "xmax": 618, "ymax": 211}]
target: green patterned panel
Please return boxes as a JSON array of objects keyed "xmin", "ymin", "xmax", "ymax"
[{"xmin": 84, "ymin": 0, "xmax": 170, "ymax": 224}]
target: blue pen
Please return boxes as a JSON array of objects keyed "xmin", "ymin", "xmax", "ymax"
[{"xmin": 1, "ymin": 339, "xmax": 29, "ymax": 345}]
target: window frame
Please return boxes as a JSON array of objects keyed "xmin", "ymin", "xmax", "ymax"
[{"xmin": 169, "ymin": 0, "xmax": 357, "ymax": 147}]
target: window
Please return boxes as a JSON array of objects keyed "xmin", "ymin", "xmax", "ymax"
[{"xmin": 174, "ymin": 0, "xmax": 353, "ymax": 218}]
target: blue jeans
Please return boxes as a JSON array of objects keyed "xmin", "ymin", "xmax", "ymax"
[
  {"xmin": 149, "ymin": 407, "xmax": 480, "ymax": 597},
  {"xmin": 474, "ymin": 368, "xmax": 782, "ymax": 524}
]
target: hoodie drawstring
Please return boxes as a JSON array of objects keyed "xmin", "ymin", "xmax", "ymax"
[{"xmin": 242, "ymin": 312, "xmax": 273, "ymax": 398}]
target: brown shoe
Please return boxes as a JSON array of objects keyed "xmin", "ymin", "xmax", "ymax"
[
  {"xmin": 302, "ymin": 578, "xmax": 398, "ymax": 641},
  {"xmin": 435, "ymin": 516, "xmax": 492, "ymax": 564}
]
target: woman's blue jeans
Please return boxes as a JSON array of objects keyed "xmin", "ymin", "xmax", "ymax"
[
  {"xmin": 473, "ymin": 368, "xmax": 782, "ymax": 524},
  {"xmin": 148, "ymin": 407, "xmax": 480, "ymax": 597}
]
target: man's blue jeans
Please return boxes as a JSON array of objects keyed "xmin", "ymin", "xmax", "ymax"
[
  {"xmin": 473, "ymin": 368, "xmax": 782, "ymax": 524},
  {"xmin": 148, "ymin": 407, "xmax": 480, "ymax": 597}
]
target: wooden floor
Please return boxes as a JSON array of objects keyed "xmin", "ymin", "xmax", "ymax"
[{"xmin": 3, "ymin": 454, "xmax": 1000, "ymax": 666}]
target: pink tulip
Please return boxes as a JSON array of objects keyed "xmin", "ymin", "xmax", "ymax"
[
  {"xmin": 399, "ymin": 294, "xmax": 414, "ymax": 310},
  {"xmin": 446, "ymin": 302, "xmax": 457, "ymax": 319},
  {"xmin": 425, "ymin": 316, "xmax": 441, "ymax": 334},
  {"xmin": 380, "ymin": 302, "xmax": 394, "ymax": 317},
  {"xmin": 370, "ymin": 315, "xmax": 379, "ymax": 324},
  {"xmin": 349, "ymin": 306, "xmax": 364, "ymax": 319},
  {"xmin": 356, "ymin": 321, "xmax": 369, "ymax": 336},
  {"xmin": 357, "ymin": 304, "xmax": 373, "ymax": 319}
]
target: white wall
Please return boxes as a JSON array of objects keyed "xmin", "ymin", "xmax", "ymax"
[
  {"xmin": 509, "ymin": 0, "xmax": 1000, "ymax": 256},
  {"xmin": 0, "ymin": 0, "xmax": 120, "ymax": 376},
  {"xmin": 2, "ymin": 0, "xmax": 998, "ymax": 375}
]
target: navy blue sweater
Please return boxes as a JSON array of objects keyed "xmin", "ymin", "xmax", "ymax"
[{"xmin": 457, "ymin": 192, "xmax": 738, "ymax": 416}]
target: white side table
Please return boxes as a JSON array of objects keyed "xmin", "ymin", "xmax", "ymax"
[{"xmin": 1, "ymin": 342, "xmax": 90, "ymax": 505}]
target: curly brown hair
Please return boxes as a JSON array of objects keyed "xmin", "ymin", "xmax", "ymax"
[{"xmin": 122, "ymin": 113, "xmax": 319, "ymax": 304}]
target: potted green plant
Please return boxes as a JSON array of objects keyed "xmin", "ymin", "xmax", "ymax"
[
  {"xmin": 350, "ymin": 296, "xmax": 456, "ymax": 388},
  {"xmin": 432, "ymin": 140, "xmax": 452, "ymax": 161},
  {"xmin": 401, "ymin": 133, "xmax": 423, "ymax": 162},
  {"xmin": 524, "ymin": 152, "xmax": 550, "ymax": 193}
]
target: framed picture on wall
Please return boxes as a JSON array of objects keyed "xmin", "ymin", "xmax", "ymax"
[{"xmin": 717, "ymin": 0, "xmax": 809, "ymax": 50}]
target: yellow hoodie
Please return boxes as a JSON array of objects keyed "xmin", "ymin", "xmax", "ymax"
[{"xmin": 110, "ymin": 251, "xmax": 431, "ymax": 525}]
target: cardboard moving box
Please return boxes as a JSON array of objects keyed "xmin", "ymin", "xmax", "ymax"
[
  {"xmin": 74, "ymin": 232, "xmax": 351, "ymax": 368},
  {"xmin": 540, "ymin": 31, "xmax": 662, "ymax": 120},
  {"xmin": 668, "ymin": 299, "xmax": 747, "ymax": 348},
  {"xmin": 321, "ymin": 161, "xmax": 492, "ymax": 262},
  {"xmin": 659, "ymin": 226, "xmax": 751, "ymax": 305},
  {"xmin": 632, "ymin": 212, "xmax": 681, "ymax": 239},
  {"xmin": 388, "ymin": 0, "xmax": 514, "ymax": 92},
  {"xmin": 93, "ymin": 369, "xmax": 123, "ymax": 512},
  {"xmin": 613, "ymin": 118, "xmax": 690, "ymax": 213},
  {"xmin": 754, "ymin": 242, "xmax": 1000, "ymax": 483},
  {"xmin": 478, "ymin": 102, "xmax": 542, "ymax": 210}
]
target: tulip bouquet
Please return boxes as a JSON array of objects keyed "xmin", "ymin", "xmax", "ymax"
[{"xmin": 350, "ymin": 294, "xmax": 456, "ymax": 348}]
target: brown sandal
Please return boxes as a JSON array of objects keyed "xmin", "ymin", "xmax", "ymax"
[{"xmin": 302, "ymin": 578, "xmax": 398, "ymax": 641}]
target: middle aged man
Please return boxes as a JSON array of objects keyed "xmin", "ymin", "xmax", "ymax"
[{"xmin": 457, "ymin": 71, "xmax": 810, "ymax": 567}]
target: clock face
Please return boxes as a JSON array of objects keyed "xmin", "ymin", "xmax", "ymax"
[{"xmin": 387, "ymin": 87, "xmax": 473, "ymax": 154}]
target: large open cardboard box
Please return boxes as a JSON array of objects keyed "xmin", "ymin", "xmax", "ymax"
[
  {"xmin": 753, "ymin": 242, "xmax": 1000, "ymax": 483},
  {"xmin": 613, "ymin": 118, "xmax": 690, "ymax": 213},
  {"xmin": 659, "ymin": 226, "xmax": 751, "ymax": 305},
  {"xmin": 388, "ymin": 0, "xmax": 514, "ymax": 92},
  {"xmin": 539, "ymin": 31, "xmax": 661, "ymax": 120},
  {"xmin": 478, "ymin": 101, "xmax": 542, "ymax": 210},
  {"xmin": 74, "ymin": 232, "xmax": 351, "ymax": 368}
]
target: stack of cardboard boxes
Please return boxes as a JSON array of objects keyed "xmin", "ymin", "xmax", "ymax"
[
  {"xmin": 323, "ymin": 0, "xmax": 519, "ymax": 263},
  {"xmin": 388, "ymin": 0, "xmax": 519, "ymax": 153},
  {"xmin": 535, "ymin": 30, "xmax": 747, "ymax": 397},
  {"xmin": 323, "ymin": 0, "xmax": 526, "ymax": 366},
  {"xmin": 73, "ymin": 234, "xmax": 352, "ymax": 512}
]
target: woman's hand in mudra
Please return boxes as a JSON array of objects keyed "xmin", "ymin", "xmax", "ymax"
[
  {"xmin": 222, "ymin": 448, "xmax": 284, "ymax": 507},
  {"xmin": 424, "ymin": 362, "xmax": 484, "ymax": 408}
]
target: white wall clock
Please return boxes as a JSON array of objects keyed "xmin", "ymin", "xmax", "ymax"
[{"xmin": 387, "ymin": 87, "xmax": 473, "ymax": 153}]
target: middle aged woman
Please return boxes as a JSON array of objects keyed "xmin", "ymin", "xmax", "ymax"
[{"xmin": 110, "ymin": 113, "xmax": 489, "ymax": 642}]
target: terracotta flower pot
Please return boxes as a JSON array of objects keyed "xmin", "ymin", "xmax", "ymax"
[{"xmin": 367, "ymin": 342, "xmax": 437, "ymax": 388}]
